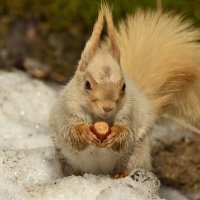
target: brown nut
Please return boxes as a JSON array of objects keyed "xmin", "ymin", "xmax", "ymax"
[{"xmin": 91, "ymin": 121, "xmax": 111, "ymax": 141}]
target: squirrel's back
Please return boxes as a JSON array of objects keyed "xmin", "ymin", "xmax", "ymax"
[{"xmin": 115, "ymin": 10, "xmax": 200, "ymax": 133}]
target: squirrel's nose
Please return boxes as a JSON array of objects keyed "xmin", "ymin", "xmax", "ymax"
[{"xmin": 103, "ymin": 107, "xmax": 113, "ymax": 113}]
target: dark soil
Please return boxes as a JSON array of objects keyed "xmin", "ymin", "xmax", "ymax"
[
  {"xmin": 152, "ymin": 137, "xmax": 200, "ymax": 192},
  {"xmin": 0, "ymin": 18, "xmax": 88, "ymax": 84}
]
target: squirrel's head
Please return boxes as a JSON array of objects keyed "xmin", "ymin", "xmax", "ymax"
[
  {"xmin": 75, "ymin": 5, "xmax": 126, "ymax": 118},
  {"xmin": 77, "ymin": 49, "xmax": 125, "ymax": 118}
]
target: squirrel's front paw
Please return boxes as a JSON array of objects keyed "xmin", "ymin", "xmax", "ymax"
[
  {"xmin": 74, "ymin": 123, "xmax": 101, "ymax": 146},
  {"xmin": 100, "ymin": 124, "xmax": 126, "ymax": 150}
]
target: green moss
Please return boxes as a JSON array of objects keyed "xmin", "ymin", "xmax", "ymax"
[
  {"xmin": 0, "ymin": 0, "xmax": 199, "ymax": 32},
  {"xmin": 0, "ymin": 0, "xmax": 200, "ymax": 79}
]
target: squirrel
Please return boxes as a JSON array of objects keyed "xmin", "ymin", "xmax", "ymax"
[{"xmin": 49, "ymin": 5, "xmax": 200, "ymax": 177}]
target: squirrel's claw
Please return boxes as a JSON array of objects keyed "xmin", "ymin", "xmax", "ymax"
[
  {"xmin": 82, "ymin": 131, "xmax": 101, "ymax": 146},
  {"xmin": 113, "ymin": 172, "xmax": 128, "ymax": 179},
  {"xmin": 75, "ymin": 123, "xmax": 101, "ymax": 146},
  {"xmin": 100, "ymin": 132, "xmax": 117, "ymax": 147},
  {"xmin": 100, "ymin": 124, "xmax": 125, "ymax": 148}
]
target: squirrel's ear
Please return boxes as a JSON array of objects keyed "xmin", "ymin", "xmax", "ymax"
[
  {"xmin": 103, "ymin": 4, "xmax": 120, "ymax": 63},
  {"xmin": 77, "ymin": 10, "xmax": 104, "ymax": 72}
]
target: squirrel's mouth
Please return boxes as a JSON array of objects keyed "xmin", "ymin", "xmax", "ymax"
[
  {"xmin": 96, "ymin": 113, "xmax": 108, "ymax": 119},
  {"xmin": 98, "ymin": 113, "xmax": 111, "ymax": 118},
  {"xmin": 101, "ymin": 114, "xmax": 109, "ymax": 118}
]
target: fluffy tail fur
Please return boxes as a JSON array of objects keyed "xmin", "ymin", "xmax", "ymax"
[{"xmin": 102, "ymin": 6, "xmax": 200, "ymax": 134}]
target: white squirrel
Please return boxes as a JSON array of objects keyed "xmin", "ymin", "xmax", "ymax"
[{"xmin": 49, "ymin": 5, "xmax": 200, "ymax": 177}]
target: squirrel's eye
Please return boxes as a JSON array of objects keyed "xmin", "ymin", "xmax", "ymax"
[
  {"xmin": 121, "ymin": 83, "xmax": 126, "ymax": 92},
  {"xmin": 85, "ymin": 80, "xmax": 92, "ymax": 90}
]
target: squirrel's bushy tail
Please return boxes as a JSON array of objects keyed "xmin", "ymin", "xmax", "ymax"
[{"xmin": 103, "ymin": 6, "xmax": 200, "ymax": 134}]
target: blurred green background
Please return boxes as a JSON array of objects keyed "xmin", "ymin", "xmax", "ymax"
[{"xmin": 0, "ymin": 0, "xmax": 200, "ymax": 82}]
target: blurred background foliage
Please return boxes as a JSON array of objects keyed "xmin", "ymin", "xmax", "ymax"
[
  {"xmin": 0, "ymin": 0, "xmax": 200, "ymax": 82},
  {"xmin": 0, "ymin": 0, "xmax": 200, "ymax": 31}
]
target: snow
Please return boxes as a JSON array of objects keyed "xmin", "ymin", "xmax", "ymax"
[
  {"xmin": 25, "ymin": 174, "xmax": 113, "ymax": 200},
  {"xmin": 0, "ymin": 70, "xmax": 192, "ymax": 200},
  {"xmin": 96, "ymin": 169, "xmax": 161, "ymax": 200},
  {"xmin": 0, "ymin": 71, "xmax": 56, "ymax": 149},
  {"xmin": 0, "ymin": 148, "xmax": 57, "ymax": 200},
  {"xmin": 0, "ymin": 148, "xmax": 161, "ymax": 200},
  {"xmin": 152, "ymin": 118, "xmax": 197, "ymax": 146},
  {"xmin": 159, "ymin": 186, "xmax": 189, "ymax": 200}
]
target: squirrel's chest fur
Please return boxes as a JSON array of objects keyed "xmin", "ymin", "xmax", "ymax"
[{"xmin": 62, "ymin": 146, "xmax": 121, "ymax": 174}]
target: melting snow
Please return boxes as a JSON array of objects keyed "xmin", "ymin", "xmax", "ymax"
[{"xmin": 0, "ymin": 71, "xmax": 191, "ymax": 200}]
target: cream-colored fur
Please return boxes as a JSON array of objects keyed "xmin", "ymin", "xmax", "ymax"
[
  {"xmin": 49, "ymin": 5, "xmax": 200, "ymax": 177},
  {"xmin": 49, "ymin": 6, "xmax": 154, "ymax": 177},
  {"xmin": 116, "ymin": 10, "xmax": 200, "ymax": 134}
]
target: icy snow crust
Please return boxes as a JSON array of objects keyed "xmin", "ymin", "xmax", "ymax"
[{"xmin": 0, "ymin": 71, "xmax": 189, "ymax": 200}]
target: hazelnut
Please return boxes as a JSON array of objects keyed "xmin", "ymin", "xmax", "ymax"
[{"xmin": 91, "ymin": 121, "xmax": 111, "ymax": 140}]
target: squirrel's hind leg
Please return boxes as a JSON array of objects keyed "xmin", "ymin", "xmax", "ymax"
[
  {"xmin": 126, "ymin": 137, "xmax": 152, "ymax": 173},
  {"xmin": 55, "ymin": 148, "xmax": 75, "ymax": 177},
  {"xmin": 112, "ymin": 136, "xmax": 152, "ymax": 178}
]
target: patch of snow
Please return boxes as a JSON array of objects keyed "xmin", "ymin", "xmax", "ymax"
[
  {"xmin": 0, "ymin": 71, "xmax": 57, "ymax": 149},
  {"xmin": 152, "ymin": 118, "xmax": 196, "ymax": 146},
  {"xmin": 160, "ymin": 186, "xmax": 189, "ymax": 200},
  {"xmin": 0, "ymin": 71, "xmax": 193, "ymax": 200},
  {"xmin": 0, "ymin": 147, "xmax": 162, "ymax": 200},
  {"xmin": 97, "ymin": 169, "xmax": 161, "ymax": 200},
  {"xmin": 25, "ymin": 175, "xmax": 113, "ymax": 200},
  {"xmin": 0, "ymin": 148, "xmax": 57, "ymax": 200}
]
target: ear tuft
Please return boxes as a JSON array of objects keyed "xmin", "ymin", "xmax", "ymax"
[
  {"xmin": 78, "ymin": 9, "xmax": 104, "ymax": 71},
  {"xmin": 101, "ymin": 3, "xmax": 120, "ymax": 62}
]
